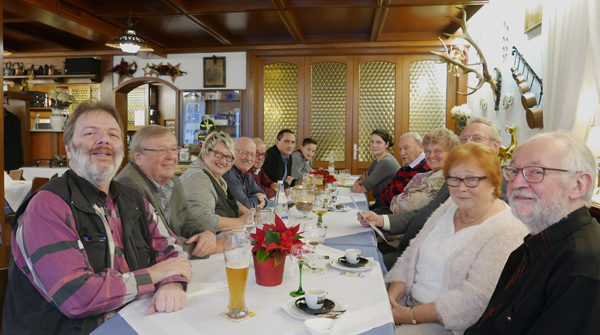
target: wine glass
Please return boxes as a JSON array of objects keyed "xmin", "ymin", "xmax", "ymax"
[
  {"xmin": 294, "ymin": 185, "xmax": 315, "ymax": 220},
  {"xmin": 312, "ymin": 193, "xmax": 331, "ymax": 226},
  {"xmin": 243, "ymin": 208, "xmax": 256, "ymax": 235},
  {"xmin": 289, "ymin": 244, "xmax": 314, "ymax": 297},
  {"xmin": 303, "ymin": 221, "xmax": 326, "ymax": 252}
]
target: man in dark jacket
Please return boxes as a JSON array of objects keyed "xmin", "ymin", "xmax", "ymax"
[
  {"xmin": 262, "ymin": 129, "xmax": 297, "ymax": 188},
  {"xmin": 3, "ymin": 101, "xmax": 191, "ymax": 335},
  {"xmin": 465, "ymin": 131, "xmax": 600, "ymax": 334}
]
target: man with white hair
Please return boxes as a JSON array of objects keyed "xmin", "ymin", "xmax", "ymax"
[
  {"xmin": 465, "ymin": 131, "xmax": 600, "ymax": 334},
  {"xmin": 376, "ymin": 132, "xmax": 430, "ymax": 214},
  {"xmin": 3, "ymin": 101, "xmax": 192, "ymax": 335},
  {"xmin": 223, "ymin": 137, "xmax": 267, "ymax": 209},
  {"xmin": 115, "ymin": 125, "xmax": 217, "ymax": 258}
]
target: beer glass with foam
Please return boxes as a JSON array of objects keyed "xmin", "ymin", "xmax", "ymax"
[{"xmin": 223, "ymin": 231, "xmax": 252, "ymax": 319}]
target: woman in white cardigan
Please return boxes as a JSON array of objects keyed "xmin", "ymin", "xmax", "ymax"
[{"xmin": 385, "ymin": 143, "xmax": 528, "ymax": 335}]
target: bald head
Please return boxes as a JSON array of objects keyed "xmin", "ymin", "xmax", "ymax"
[{"xmin": 253, "ymin": 138, "xmax": 267, "ymax": 169}]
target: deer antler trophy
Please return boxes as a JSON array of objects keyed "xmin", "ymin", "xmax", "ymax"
[{"xmin": 431, "ymin": 8, "xmax": 502, "ymax": 110}]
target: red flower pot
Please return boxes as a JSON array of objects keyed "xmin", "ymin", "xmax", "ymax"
[{"xmin": 253, "ymin": 254, "xmax": 286, "ymax": 286}]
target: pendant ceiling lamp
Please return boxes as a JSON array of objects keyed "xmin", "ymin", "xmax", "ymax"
[{"xmin": 105, "ymin": 1, "xmax": 153, "ymax": 53}]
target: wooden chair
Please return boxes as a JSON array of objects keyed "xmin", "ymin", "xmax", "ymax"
[
  {"xmin": 50, "ymin": 173, "xmax": 59, "ymax": 180},
  {"xmin": 8, "ymin": 170, "xmax": 23, "ymax": 181},
  {"xmin": 31, "ymin": 177, "xmax": 50, "ymax": 194}
]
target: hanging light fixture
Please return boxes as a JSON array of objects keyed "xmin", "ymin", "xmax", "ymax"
[{"xmin": 105, "ymin": 1, "xmax": 153, "ymax": 53}]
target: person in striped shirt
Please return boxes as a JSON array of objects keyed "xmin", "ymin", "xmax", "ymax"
[{"xmin": 3, "ymin": 101, "xmax": 192, "ymax": 335}]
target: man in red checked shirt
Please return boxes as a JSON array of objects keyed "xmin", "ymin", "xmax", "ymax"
[
  {"xmin": 3, "ymin": 101, "xmax": 192, "ymax": 335},
  {"xmin": 251, "ymin": 138, "xmax": 278, "ymax": 199}
]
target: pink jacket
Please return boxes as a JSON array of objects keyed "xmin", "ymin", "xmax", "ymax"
[{"xmin": 385, "ymin": 198, "xmax": 528, "ymax": 334}]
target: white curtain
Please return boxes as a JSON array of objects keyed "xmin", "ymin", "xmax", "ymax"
[{"xmin": 542, "ymin": 0, "xmax": 600, "ymax": 135}]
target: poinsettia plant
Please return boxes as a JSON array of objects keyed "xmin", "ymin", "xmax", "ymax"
[
  {"xmin": 250, "ymin": 214, "xmax": 304, "ymax": 266},
  {"xmin": 310, "ymin": 170, "xmax": 337, "ymax": 184}
]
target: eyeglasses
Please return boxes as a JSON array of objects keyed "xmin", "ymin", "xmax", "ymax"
[
  {"xmin": 256, "ymin": 152, "xmax": 266, "ymax": 158},
  {"xmin": 446, "ymin": 176, "xmax": 487, "ymax": 188},
  {"xmin": 143, "ymin": 147, "xmax": 180, "ymax": 156},
  {"xmin": 425, "ymin": 149, "xmax": 446, "ymax": 156},
  {"xmin": 501, "ymin": 166, "xmax": 571, "ymax": 183},
  {"xmin": 459, "ymin": 135, "xmax": 488, "ymax": 143},
  {"xmin": 235, "ymin": 149, "xmax": 256, "ymax": 159},
  {"xmin": 209, "ymin": 149, "xmax": 234, "ymax": 163}
]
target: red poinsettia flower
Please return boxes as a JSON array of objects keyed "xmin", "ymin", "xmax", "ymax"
[{"xmin": 250, "ymin": 213, "xmax": 304, "ymax": 266}]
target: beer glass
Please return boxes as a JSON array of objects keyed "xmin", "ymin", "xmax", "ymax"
[{"xmin": 223, "ymin": 231, "xmax": 252, "ymax": 319}]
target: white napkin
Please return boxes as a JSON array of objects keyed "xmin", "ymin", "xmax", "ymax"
[
  {"xmin": 4, "ymin": 171, "xmax": 13, "ymax": 187},
  {"xmin": 186, "ymin": 281, "xmax": 228, "ymax": 299}
]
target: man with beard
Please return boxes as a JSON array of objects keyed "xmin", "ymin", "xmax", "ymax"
[
  {"xmin": 465, "ymin": 131, "xmax": 600, "ymax": 334},
  {"xmin": 3, "ymin": 101, "xmax": 192, "ymax": 335},
  {"xmin": 223, "ymin": 137, "xmax": 267, "ymax": 209}
]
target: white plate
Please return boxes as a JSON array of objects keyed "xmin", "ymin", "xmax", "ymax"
[
  {"xmin": 328, "ymin": 258, "xmax": 374, "ymax": 272},
  {"xmin": 282, "ymin": 297, "xmax": 345, "ymax": 320}
]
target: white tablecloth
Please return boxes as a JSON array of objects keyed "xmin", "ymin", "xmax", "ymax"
[
  {"xmin": 118, "ymin": 245, "xmax": 393, "ymax": 335},
  {"xmin": 5, "ymin": 180, "xmax": 32, "ymax": 212},
  {"xmin": 20, "ymin": 167, "xmax": 69, "ymax": 181}
]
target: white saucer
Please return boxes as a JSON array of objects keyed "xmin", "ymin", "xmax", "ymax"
[
  {"xmin": 283, "ymin": 297, "xmax": 345, "ymax": 320},
  {"xmin": 329, "ymin": 258, "xmax": 375, "ymax": 272}
]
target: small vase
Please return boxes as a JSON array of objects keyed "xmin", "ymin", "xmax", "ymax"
[
  {"xmin": 50, "ymin": 109, "xmax": 66, "ymax": 130},
  {"xmin": 253, "ymin": 254, "xmax": 285, "ymax": 287}
]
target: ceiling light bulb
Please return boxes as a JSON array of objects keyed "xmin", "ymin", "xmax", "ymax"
[{"xmin": 120, "ymin": 43, "xmax": 141, "ymax": 53}]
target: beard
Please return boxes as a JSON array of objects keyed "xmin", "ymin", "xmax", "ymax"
[
  {"xmin": 509, "ymin": 187, "xmax": 570, "ymax": 235},
  {"xmin": 69, "ymin": 143, "xmax": 124, "ymax": 189}
]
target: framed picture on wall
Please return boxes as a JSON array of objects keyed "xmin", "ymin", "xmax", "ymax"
[
  {"xmin": 524, "ymin": 1, "xmax": 542, "ymax": 33},
  {"xmin": 164, "ymin": 119, "xmax": 176, "ymax": 134},
  {"xmin": 203, "ymin": 56, "xmax": 226, "ymax": 88}
]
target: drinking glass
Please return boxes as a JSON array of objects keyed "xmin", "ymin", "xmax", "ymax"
[
  {"xmin": 338, "ymin": 170, "xmax": 346, "ymax": 185},
  {"xmin": 223, "ymin": 231, "xmax": 252, "ymax": 319},
  {"xmin": 303, "ymin": 221, "xmax": 327, "ymax": 252},
  {"xmin": 312, "ymin": 193, "xmax": 330, "ymax": 226},
  {"xmin": 294, "ymin": 185, "xmax": 315, "ymax": 220},
  {"xmin": 289, "ymin": 244, "xmax": 314, "ymax": 297},
  {"xmin": 257, "ymin": 208, "xmax": 273, "ymax": 229},
  {"xmin": 243, "ymin": 208, "xmax": 256, "ymax": 234}
]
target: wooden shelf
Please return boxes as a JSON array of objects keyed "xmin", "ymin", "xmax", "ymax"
[{"xmin": 3, "ymin": 74, "xmax": 98, "ymax": 85}]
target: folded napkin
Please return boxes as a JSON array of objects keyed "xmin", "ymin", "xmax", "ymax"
[{"xmin": 187, "ymin": 281, "xmax": 228, "ymax": 299}]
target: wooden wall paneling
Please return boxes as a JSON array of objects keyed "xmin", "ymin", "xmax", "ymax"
[{"xmin": 303, "ymin": 55, "xmax": 354, "ymax": 170}]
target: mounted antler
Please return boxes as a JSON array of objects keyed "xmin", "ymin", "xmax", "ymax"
[{"xmin": 431, "ymin": 8, "xmax": 501, "ymax": 109}]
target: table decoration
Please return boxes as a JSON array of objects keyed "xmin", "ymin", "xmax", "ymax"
[{"xmin": 251, "ymin": 215, "xmax": 303, "ymax": 286}]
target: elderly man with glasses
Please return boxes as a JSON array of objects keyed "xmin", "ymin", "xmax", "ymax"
[
  {"xmin": 465, "ymin": 131, "xmax": 600, "ymax": 334},
  {"xmin": 360, "ymin": 117, "xmax": 508, "ymax": 270},
  {"xmin": 115, "ymin": 125, "xmax": 217, "ymax": 258},
  {"xmin": 223, "ymin": 137, "xmax": 267, "ymax": 209}
]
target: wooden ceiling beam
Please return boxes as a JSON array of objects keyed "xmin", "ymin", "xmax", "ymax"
[
  {"xmin": 4, "ymin": 0, "xmax": 168, "ymax": 57},
  {"xmin": 159, "ymin": 0, "xmax": 234, "ymax": 45},
  {"xmin": 370, "ymin": 0, "xmax": 391, "ymax": 42},
  {"xmin": 4, "ymin": 27, "xmax": 78, "ymax": 51},
  {"xmin": 271, "ymin": 0, "xmax": 305, "ymax": 44}
]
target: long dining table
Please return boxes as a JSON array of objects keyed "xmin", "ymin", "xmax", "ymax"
[{"xmin": 92, "ymin": 183, "xmax": 395, "ymax": 335}]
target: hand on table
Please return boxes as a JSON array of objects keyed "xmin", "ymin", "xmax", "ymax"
[
  {"xmin": 146, "ymin": 282, "xmax": 187, "ymax": 315},
  {"xmin": 285, "ymin": 176, "xmax": 295, "ymax": 185},
  {"xmin": 390, "ymin": 298, "xmax": 411, "ymax": 325},
  {"xmin": 357, "ymin": 211, "xmax": 383, "ymax": 228},
  {"xmin": 352, "ymin": 183, "xmax": 367, "ymax": 193},
  {"xmin": 147, "ymin": 257, "xmax": 192, "ymax": 284},
  {"xmin": 186, "ymin": 231, "xmax": 217, "ymax": 258}
]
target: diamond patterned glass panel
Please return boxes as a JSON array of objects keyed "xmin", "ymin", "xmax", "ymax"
[
  {"xmin": 263, "ymin": 63, "xmax": 298, "ymax": 148},
  {"xmin": 90, "ymin": 88, "xmax": 100, "ymax": 101},
  {"xmin": 311, "ymin": 62, "xmax": 346, "ymax": 162},
  {"xmin": 408, "ymin": 60, "xmax": 447, "ymax": 137},
  {"xmin": 358, "ymin": 61, "xmax": 396, "ymax": 162},
  {"xmin": 127, "ymin": 87, "xmax": 147, "ymax": 126},
  {"xmin": 70, "ymin": 88, "xmax": 89, "ymax": 111}
]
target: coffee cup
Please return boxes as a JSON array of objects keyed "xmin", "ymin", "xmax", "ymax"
[
  {"xmin": 305, "ymin": 288, "xmax": 327, "ymax": 309},
  {"xmin": 345, "ymin": 249, "xmax": 361, "ymax": 264}
]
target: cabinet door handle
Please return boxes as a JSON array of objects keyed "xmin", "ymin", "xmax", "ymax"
[{"xmin": 353, "ymin": 144, "xmax": 359, "ymax": 160}]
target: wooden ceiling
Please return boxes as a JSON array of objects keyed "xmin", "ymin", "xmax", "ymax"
[{"xmin": 3, "ymin": 0, "xmax": 487, "ymax": 57}]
